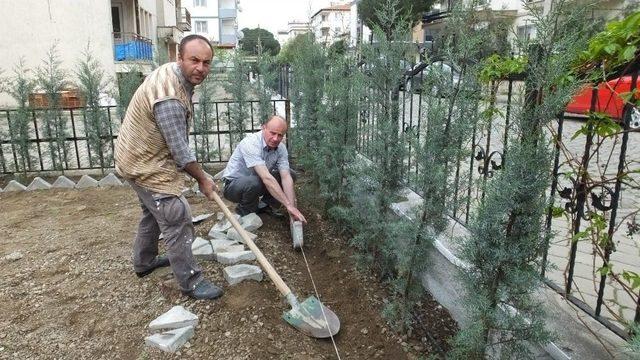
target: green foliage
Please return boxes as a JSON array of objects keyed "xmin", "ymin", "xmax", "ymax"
[
  {"xmin": 5, "ymin": 58, "xmax": 36, "ymax": 176},
  {"xmin": 327, "ymin": 40, "xmax": 347, "ymax": 60},
  {"xmin": 239, "ymin": 28, "xmax": 280, "ymax": 56},
  {"xmin": 193, "ymin": 75, "xmax": 218, "ymax": 162},
  {"xmin": 76, "ymin": 44, "xmax": 112, "ymax": 172},
  {"xmin": 578, "ymin": 11, "xmax": 640, "ymax": 74},
  {"xmin": 478, "ymin": 54, "xmax": 527, "ymax": 83},
  {"xmin": 626, "ymin": 322, "xmax": 640, "ymax": 359},
  {"xmin": 255, "ymin": 48, "xmax": 277, "ymax": 124},
  {"xmin": 452, "ymin": 1, "xmax": 594, "ymax": 357},
  {"xmin": 277, "ymin": 33, "xmax": 314, "ymax": 64},
  {"xmin": 35, "ymin": 43, "xmax": 70, "ymax": 172},
  {"xmin": 359, "ymin": 0, "xmax": 434, "ymax": 35},
  {"xmin": 114, "ymin": 66, "xmax": 143, "ymax": 120},
  {"xmin": 287, "ymin": 34, "xmax": 326, "ymax": 185},
  {"xmin": 224, "ymin": 50, "xmax": 251, "ymax": 148}
]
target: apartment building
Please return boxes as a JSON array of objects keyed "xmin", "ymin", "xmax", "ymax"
[
  {"xmin": 419, "ymin": 0, "xmax": 633, "ymax": 55},
  {"xmin": 0, "ymin": 0, "xmax": 191, "ymax": 107},
  {"xmin": 310, "ymin": 3, "xmax": 352, "ymax": 45},
  {"xmin": 183, "ymin": 0, "xmax": 239, "ymax": 48},
  {"xmin": 277, "ymin": 21, "xmax": 312, "ymax": 45}
]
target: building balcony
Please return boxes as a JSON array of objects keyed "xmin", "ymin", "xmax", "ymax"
[
  {"xmin": 219, "ymin": 8, "xmax": 237, "ymax": 19},
  {"xmin": 178, "ymin": 7, "xmax": 191, "ymax": 31},
  {"xmin": 157, "ymin": 26, "xmax": 183, "ymax": 44},
  {"xmin": 219, "ymin": 34, "xmax": 237, "ymax": 46},
  {"xmin": 113, "ymin": 32, "xmax": 153, "ymax": 62}
]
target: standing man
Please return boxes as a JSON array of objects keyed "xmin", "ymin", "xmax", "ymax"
[
  {"xmin": 221, "ymin": 115, "xmax": 307, "ymax": 224},
  {"xmin": 115, "ymin": 35, "xmax": 223, "ymax": 300}
]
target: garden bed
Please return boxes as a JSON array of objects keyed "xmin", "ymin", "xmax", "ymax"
[{"xmin": 0, "ymin": 179, "xmax": 457, "ymax": 358}]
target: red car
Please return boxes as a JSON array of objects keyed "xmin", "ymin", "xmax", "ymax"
[{"xmin": 566, "ymin": 75, "xmax": 640, "ymax": 128}]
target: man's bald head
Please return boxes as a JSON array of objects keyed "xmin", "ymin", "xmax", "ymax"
[{"xmin": 262, "ymin": 115, "xmax": 288, "ymax": 149}]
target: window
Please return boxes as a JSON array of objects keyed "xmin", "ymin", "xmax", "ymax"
[
  {"xmin": 194, "ymin": 0, "xmax": 207, "ymax": 6},
  {"xmin": 321, "ymin": 28, "xmax": 329, "ymax": 37},
  {"xmin": 516, "ymin": 24, "xmax": 536, "ymax": 41},
  {"xmin": 321, "ymin": 14, "xmax": 327, "ymax": 22},
  {"xmin": 195, "ymin": 20, "xmax": 208, "ymax": 33}
]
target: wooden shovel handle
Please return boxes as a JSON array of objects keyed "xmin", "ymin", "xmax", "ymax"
[{"xmin": 211, "ymin": 192, "xmax": 292, "ymax": 298}]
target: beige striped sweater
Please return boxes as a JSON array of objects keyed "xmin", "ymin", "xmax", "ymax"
[{"xmin": 114, "ymin": 63, "xmax": 193, "ymax": 196}]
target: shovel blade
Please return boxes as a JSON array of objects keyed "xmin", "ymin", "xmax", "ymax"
[{"xmin": 282, "ymin": 296, "xmax": 340, "ymax": 338}]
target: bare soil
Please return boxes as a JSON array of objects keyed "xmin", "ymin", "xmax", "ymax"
[{"xmin": 0, "ymin": 179, "xmax": 457, "ymax": 359}]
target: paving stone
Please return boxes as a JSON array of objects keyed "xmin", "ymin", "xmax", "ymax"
[
  {"xmin": 214, "ymin": 244, "xmax": 245, "ymax": 253},
  {"xmin": 191, "ymin": 239, "xmax": 215, "ymax": 260},
  {"xmin": 192, "ymin": 213, "xmax": 213, "ymax": 224},
  {"xmin": 210, "ymin": 239, "xmax": 239, "ymax": 251},
  {"xmin": 3, "ymin": 180, "xmax": 27, "ymax": 192},
  {"xmin": 216, "ymin": 212, "xmax": 224, "ymax": 221},
  {"xmin": 75, "ymin": 175, "xmax": 99, "ymax": 188},
  {"xmin": 26, "ymin": 177, "xmax": 51, "ymax": 191},
  {"xmin": 240, "ymin": 213, "xmax": 263, "ymax": 232},
  {"xmin": 148, "ymin": 305, "xmax": 198, "ymax": 331},
  {"xmin": 209, "ymin": 214, "xmax": 240, "ymax": 234},
  {"xmin": 208, "ymin": 229, "xmax": 228, "ymax": 240},
  {"xmin": 216, "ymin": 250, "xmax": 256, "ymax": 265},
  {"xmin": 290, "ymin": 221, "xmax": 304, "ymax": 249},
  {"xmin": 223, "ymin": 264, "xmax": 263, "ymax": 285},
  {"xmin": 226, "ymin": 228, "xmax": 258, "ymax": 244},
  {"xmin": 52, "ymin": 176, "xmax": 76, "ymax": 189},
  {"xmin": 145, "ymin": 326, "xmax": 194, "ymax": 353},
  {"xmin": 98, "ymin": 173, "xmax": 123, "ymax": 187},
  {"xmin": 191, "ymin": 237, "xmax": 211, "ymax": 251}
]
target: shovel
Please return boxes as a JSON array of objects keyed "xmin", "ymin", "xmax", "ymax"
[{"xmin": 211, "ymin": 192, "xmax": 341, "ymax": 338}]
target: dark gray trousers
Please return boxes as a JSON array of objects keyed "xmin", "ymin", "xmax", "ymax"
[
  {"xmin": 223, "ymin": 169, "xmax": 296, "ymax": 216},
  {"xmin": 131, "ymin": 183, "xmax": 203, "ymax": 292}
]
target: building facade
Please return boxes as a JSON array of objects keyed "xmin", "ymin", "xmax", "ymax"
[
  {"xmin": 309, "ymin": 3, "xmax": 351, "ymax": 45},
  {"xmin": 183, "ymin": 0, "xmax": 238, "ymax": 48},
  {"xmin": 277, "ymin": 21, "xmax": 312, "ymax": 45},
  {"xmin": 0, "ymin": 0, "xmax": 191, "ymax": 107}
]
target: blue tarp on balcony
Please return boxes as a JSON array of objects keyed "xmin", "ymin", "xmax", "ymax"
[{"xmin": 114, "ymin": 40, "xmax": 152, "ymax": 61}]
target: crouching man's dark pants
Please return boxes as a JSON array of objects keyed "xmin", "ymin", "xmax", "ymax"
[
  {"xmin": 222, "ymin": 169, "xmax": 296, "ymax": 216},
  {"xmin": 130, "ymin": 183, "xmax": 203, "ymax": 292}
]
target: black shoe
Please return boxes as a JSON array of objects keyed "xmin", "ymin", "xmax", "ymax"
[
  {"xmin": 183, "ymin": 279, "xmax": 224, "ymax": 300},
  {"xmin": 256, "ymin": 202, "xmax": 285, "ymax": 218},
  {"xmin": 135, "ymin": 255, "xmax": 170, "ymax": 278}
]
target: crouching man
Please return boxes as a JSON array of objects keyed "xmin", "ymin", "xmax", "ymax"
[{"xmin": 221, "ymin": 115, "xmax": 307, "ymax": 224}]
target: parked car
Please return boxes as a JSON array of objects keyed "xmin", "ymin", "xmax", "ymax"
[{"xmin": 565, "ymin": 75, "xmax": 640, "ymax": 128}]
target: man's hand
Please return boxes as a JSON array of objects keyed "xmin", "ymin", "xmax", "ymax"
[
  {"xmin": 198, "ymin": 176, "xmax": 219, "ymax": 201},
  {"xmin": 285, "ymin": 205, "xmax": 307, "ymax": 224},
  {"xmin": 184, "ymin": 162, "xmax": 218, "ymax": 200}
]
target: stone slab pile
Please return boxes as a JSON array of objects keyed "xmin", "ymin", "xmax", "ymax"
[{"xmin": 145, "ymin": 305, "xmax": 198, "ymax": 353}]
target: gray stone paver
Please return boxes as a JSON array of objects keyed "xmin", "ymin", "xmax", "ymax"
[
  {"xmin": 75, "ymin": 175, "xmax": 98, "ymax": 188},
  {"xmin": 98, "ymin": 173, "xmax": 123, "ymax": 187},
  {"xmin": 3, "ymin": 180, "xmax": 27, "ymax": 192},
  {"xmin": 216, "ymin": 250, "xmax": 256, "ymax": 265},
  {"xmin": 52, "ymin": 176, "xmax": 76, "ymax": 188},
  {"xmin": 26, "ymin": 177, "xmax": 51, "ymax": 191},
  {"xmin": 227, "ymin": 228, "xmax": 257, "ymax": 243},
  {"xmin": 148, "ymin": 305, "xmax": 198, "ymax": 331},
  {"xmin": 223, "ymin": 264, "xmax": 263, "ymax": 285},
  {"xmin": 145, "ymin": 326, "xmax": 194, "ymax": 353}
]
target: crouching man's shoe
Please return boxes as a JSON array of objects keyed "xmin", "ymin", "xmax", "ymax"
[
  {"xmin": 135, "ymin": 255, "xmax": 170, "ymax": 278},
  {"xmin": 183, "ymin": 279, "xmax": 224, "ymax": 300}
]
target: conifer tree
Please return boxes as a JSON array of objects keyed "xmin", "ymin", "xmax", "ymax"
[
  {"xmin": 35, "ymin": 43, "xmax": 69, "ymax": 172},
  {"xmin": 76, "ymin": 45, "xmax": 112, "ymax": 172},
  {"xmin": 451, "ymin": 1, "xmax": 594, "ymax": 357},
  {"xmin": 224, "ymin": 50, "xmax": 251, "ymax": 149},
  {"xmin": 114, "ymin": 66, "xmax": 143, "ymax": 120},
  {"xmin": 5, "ymin": 59, "xmax": 36, "ymax": 177},
  {"xmin": 193, "ymin": 74, "xmax": 217, "ymax": 162},
  {"xmin": 255, "ymin": 41, "xmax": 277, "ymax": 124},
  {"xmin": 288, "ymin": 33, "xmax": 326, "ymax": 185}
]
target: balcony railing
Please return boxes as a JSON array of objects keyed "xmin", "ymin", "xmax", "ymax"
[
  {"xmin": 219, "ymin": 8, "xmax": 237, "ymax": 19},
  {"xmin": 112, "ymin": 32, "xmax": 153, "ymax": 62},
  {"xmin": 178, "ymin": 7, "xmax": 191, "ymax": 31}
]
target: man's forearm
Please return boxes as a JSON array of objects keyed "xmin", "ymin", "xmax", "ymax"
[
  {"xmin": 263, "ymin": 176, "xmax": 293, "ymax": 209},
  {"xmin": 281, "ymin": 176, "xmax": 296, "ymax": 207},
  {"xmin": 183, "ymin": 162, "xmax": 208, "ymax": 183}
]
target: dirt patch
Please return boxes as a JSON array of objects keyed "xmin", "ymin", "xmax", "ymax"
[{"xmin": 0, "ymin": 183, "xmax": 457, "ymax": 359}]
